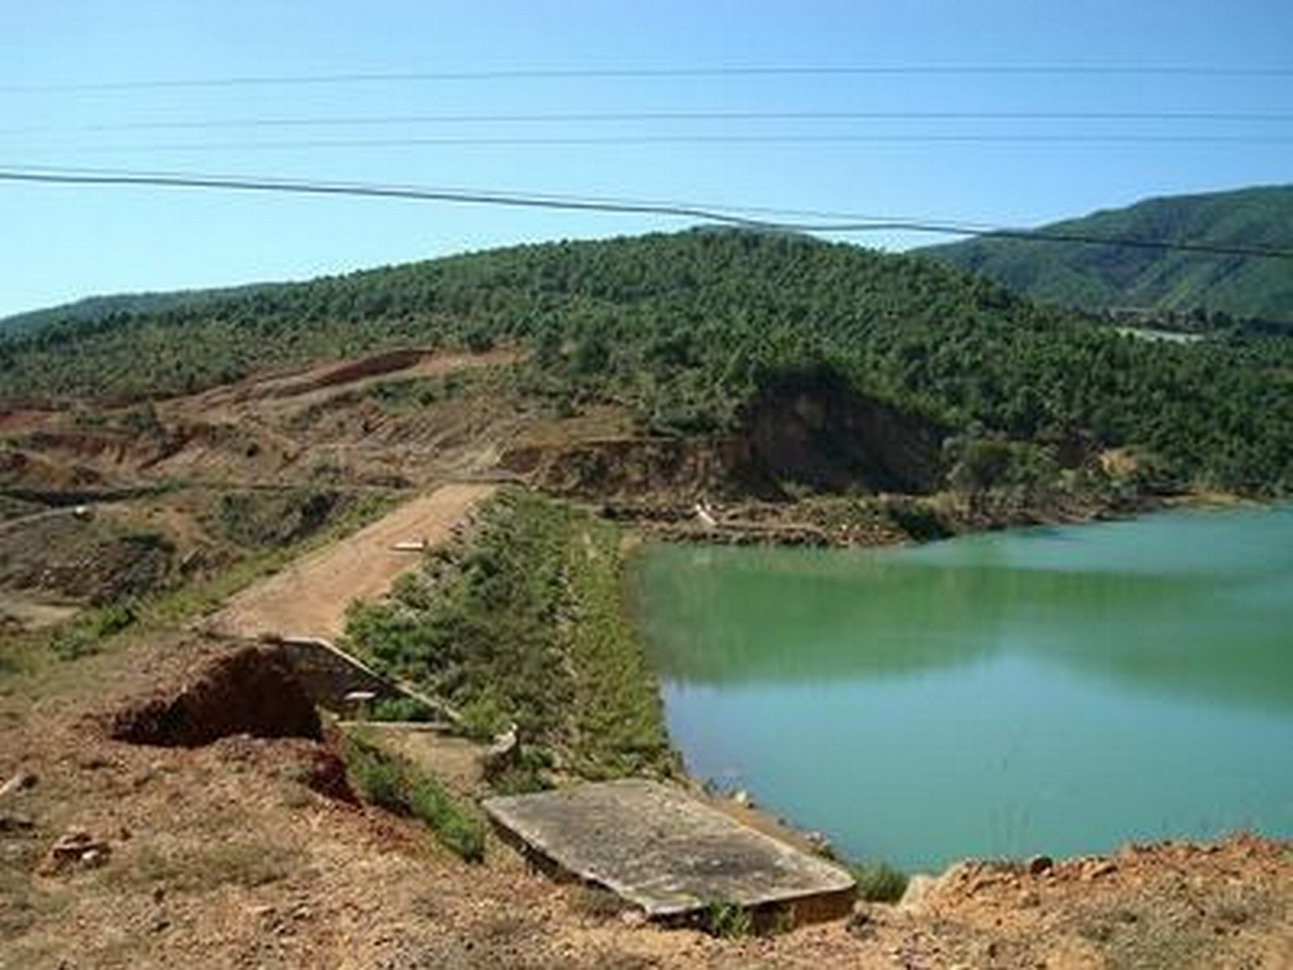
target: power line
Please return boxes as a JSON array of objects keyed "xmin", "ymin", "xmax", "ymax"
[
  {"xmin": 11, "ymin": 134, "xmax": 1293, "ymax": 153},
  {"xmin": 5, "ymin": 64, "xmax": 1293, "ymax": 93},
  {"xmin": 4, "ymin": 109, "xmax": 1292, "ymax": 134},
  {"xmin": 0, "ymin": 165, "xmax": 779, "ymax": 228},
  {"xmin": 2, "ymin": 165, "xmax": 1290, "ymax": 260}
]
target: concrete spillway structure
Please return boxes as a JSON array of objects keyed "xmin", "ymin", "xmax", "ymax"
[{"xmin": 484, "ymin": 779, "xmax": 856, "ymax": 926}]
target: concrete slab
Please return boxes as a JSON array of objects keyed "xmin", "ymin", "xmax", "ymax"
[{"xmin": 483, "ymin": 779, "xmax": 856, "ymax": 924}]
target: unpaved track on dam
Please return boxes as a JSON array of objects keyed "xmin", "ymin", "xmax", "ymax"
[{"xmin": 207, "ymin": 482, "xmax": 493, "ymax": 641}]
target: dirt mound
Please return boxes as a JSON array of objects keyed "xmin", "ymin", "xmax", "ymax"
[
  {"xmin": 108, "ymin": 644, "xmax": 322, "ymax": 747},
  {"xmin": 0, "ymin": 446, "xmax": 104, "ymax": 491},
  {"xmin": 260, "ymin": 349, "xmax": 434, "ymax": 398},
  {"xmin": 16, "ymin": 427, "xmax": 163, "ymax": 470},
  {"xmin": 209, "ymin": 732, "xmax": 358, "ymax": 803},
  {"xmin": 892, "ymin": 834, "xmax": 1293, "ymax": 969},
  {"xmin": 505, "ymin": 436, "xmax": 759, "ymax": 500}
]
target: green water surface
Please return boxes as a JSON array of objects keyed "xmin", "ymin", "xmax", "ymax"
[{"xmin": 634, "ymin": 506, "xmax": 1293, "ymax": 871}]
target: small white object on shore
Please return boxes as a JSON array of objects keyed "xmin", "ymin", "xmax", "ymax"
[{"xmin": 693, "ymin": 502, "xmax": 717, "ymax": 530}]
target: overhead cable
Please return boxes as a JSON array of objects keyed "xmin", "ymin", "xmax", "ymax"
[
  {"xmin": 9, "ymin": 133, "xmax": 1293, "ymax": 152},
  {"xmin": 5, "ymin": 63, "xmax": 1293, "ymax": 93},
  {"xmin": 1, "ymin": 165, "xmax": 1290, "ymax": 260},
  {"xmin": 4, "ymin": 109, "xmax": 1292, "ymax": 135}
]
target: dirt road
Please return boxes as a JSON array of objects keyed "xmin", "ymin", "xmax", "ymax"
[{"xmin": 207, "ymin": 482, "xmax": 493, "ymax": 641}]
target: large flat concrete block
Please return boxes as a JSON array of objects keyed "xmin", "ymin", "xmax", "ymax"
[{"xmin": 484, "ymin": 779, "xmax": 856, "ymax": 924}]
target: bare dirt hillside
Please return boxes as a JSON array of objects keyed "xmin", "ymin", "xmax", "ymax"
[
  {"xmin": 1, "ymin": 633, "xmax": 1289, "ymax": 969},
  {"xmin": 0, "ymin": 350, "xmax": 526, "ymax": 633},
  {"xmin": 0, "ymin": 349, "xmax": 525, "ymax": 497}
]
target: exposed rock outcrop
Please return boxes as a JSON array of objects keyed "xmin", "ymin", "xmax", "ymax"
[{"xmin": 504, "ymin": 367, "xmax": 949, "ymax": 503}]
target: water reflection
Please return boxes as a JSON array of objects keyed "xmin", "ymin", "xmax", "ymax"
[
  {"xmin": 635, "ymin": 507, "xmax": 1293, "ymax": 868},
  {"xmin": 636, "ymin": 508, "xmax": 1293, "ymax": 712}
]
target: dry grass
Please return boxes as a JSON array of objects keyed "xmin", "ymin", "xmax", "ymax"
[{"xmin": 103, "ymin": 840, "xmax": 303, "ymax": 894}]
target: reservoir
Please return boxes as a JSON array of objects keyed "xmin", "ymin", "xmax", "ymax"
[{"xmin": 635, "ymin": 506, "xmax": 1293, "ymax": 872}]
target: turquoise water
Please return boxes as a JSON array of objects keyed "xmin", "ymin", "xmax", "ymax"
[{"xmin": 634, "ymin": 506, "xmax": 1293, "ymax": 871}]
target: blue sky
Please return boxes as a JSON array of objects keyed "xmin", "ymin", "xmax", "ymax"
[{"xmin": 2, "ymin": 0, "xmax": 1290, "ymax": 318}]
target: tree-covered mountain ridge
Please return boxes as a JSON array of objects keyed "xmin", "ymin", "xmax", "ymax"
[
  {"xmin": 919, "ymin": 185, "xmax": 1293, "ymax": 324},
  {"xmin": 2, "ymin": 228, "xmax": 1289, "ymax": 494},
  {"xmin": 0, "ymin": 282, "xmax": 279, "ymax": 338}
]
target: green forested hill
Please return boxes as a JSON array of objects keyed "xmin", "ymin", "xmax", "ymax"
[
  {"xmin": 920, "ymin": 185, "xmax": 1293, "ymax": 323},
  {"xmin": 0, "ymin": 283, "xmax": 276, "ymax": 338},
  {"xmin": 2, "ymin": 229, "xmax": 1290, "ymax": 493}
]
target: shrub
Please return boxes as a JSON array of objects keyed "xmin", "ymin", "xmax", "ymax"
[
  {"xmin": 405, "ymin": 773, "xmax": 486, "ymax": 863},
  {"xmin": 457, "ymin": 694, "xmax": 510, "ymax": 742},
  {"xmin": 852, "ymin": 862, "xmax": 909, "ymax": 903},
  {"xmin": 367, "ymin": 695, "xmax": 438, "ymax": 722},
  {"xmin": 211, "ymin": 489, "xmax": 343, "ymax": 548},
  {"xmin": 887, "ymin": 500, "xmax": 952, "ymax": 542},
  {"xmin": 697, "ymin": 899, "xmax": 753, "ymax": 939},
  {"xmin": 486, "ymin": 747, "xmax": 554, "ymax": 796},
  {"xmin": 89, "ymin": 599, "xmax": 138, "ymax": 637},
  {"xmin": 341, "ymin": 729, "xmax": 485, "ymax": 863},
  {"xmin": 344, "ymin": 731, "xmax": 405, "ymax": 808},
  {"xmin": 50, "ymin": 627, "xmax": 99, "ymax": 661},
  {"xmin": 48, "ymin": 600, "xmax": 139, "ymax": 661}
]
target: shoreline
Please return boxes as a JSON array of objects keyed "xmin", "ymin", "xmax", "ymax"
[
  {"xmin": 623, "ymin": 486, "xmax": 1290, "ymax": 891},
  {"xmin": 608, "ymin": 483, "xmax": 1274, "ymax": 552}
]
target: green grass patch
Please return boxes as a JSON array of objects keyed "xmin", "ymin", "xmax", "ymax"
[
  {"xmin": 366, "ymin": 695, "xmax": 439, "ymax": 722},
  {"xmin": 486, "ymin": 746, "xmax": 555, "ymax": 796},
  {"xmin": 851, "ymin": 861, "xmax": 909, "ymax": 903},
  {"xmin": 345, "ymin": 488, "xmax": 678, "ymax": 782},
  {"xmin": 697, "ymin": 899, "xmax": 754, "ymax": 938},
  {"xmin": 47, "ymin": 599, "xmax": 139, "ymax": 660},
  {"xmin": 341, "ymin": 727, "xmax": 486, "ymax": 863}
]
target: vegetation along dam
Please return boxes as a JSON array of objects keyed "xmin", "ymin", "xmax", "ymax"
[{"xmin": 635, "ymin": 504, "xmax": 1293, "ymax": 872}]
